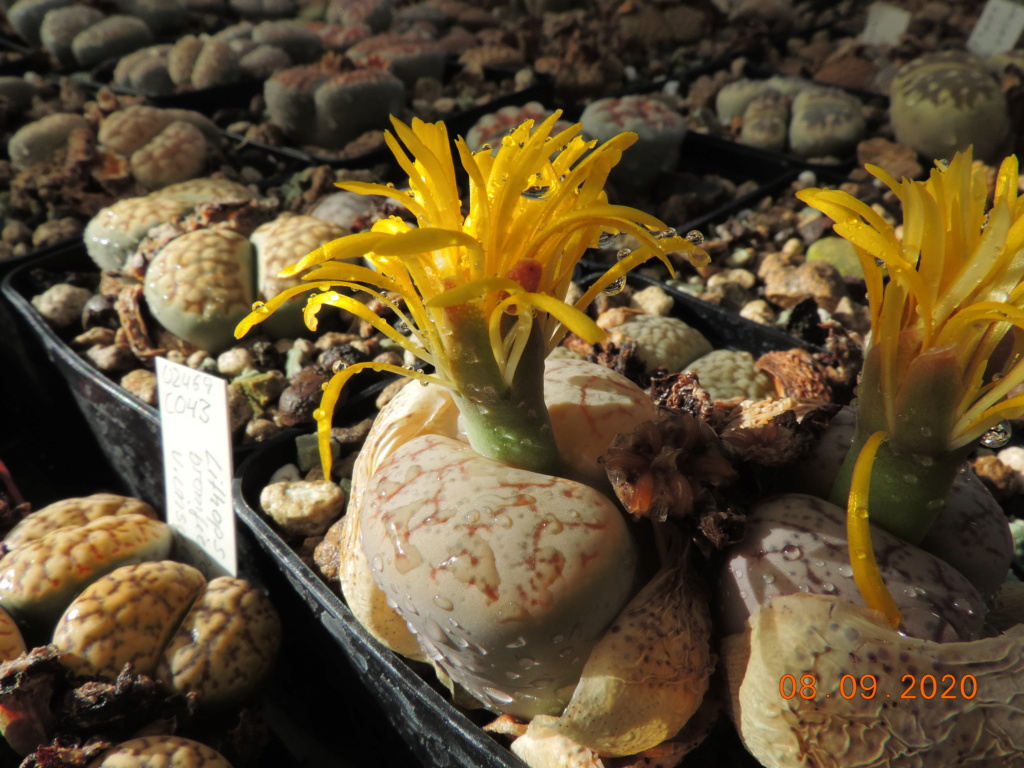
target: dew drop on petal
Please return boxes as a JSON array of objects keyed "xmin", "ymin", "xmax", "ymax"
[
  {"xmin": 251, "ymin": 300, "xmax": 268, "ymax": 314},
  {"xmin": 762, "ymin": 573, "xmax": 775, "ymax": 584},
  {"xmin": 686, "ymin": 229, "xmax": 704, "ymax": 246},
  {"xmin": 658, "ymin": 228, "xmax": 677, "ymax": 239},
  {"xmin": 598, "ymin": 232, "xmax": 617, "ymax": 248},
  {"xmin": 981, "ymin": 421, "xmax": 1012, "ymax": 448},
  {"xmin": 602, "ymin": 276, "xmax": 626, "ymax": 295},
  {"xmin": 521, "ymin": 186, "xmax": 551, "ymax": 199},
  {"xmin": 332, "ymin": 360, "xmax": 348, "ymax": 373},
  {"xmin": 838, "ymin": 563, "xmax": 853, "ymax": 578}
]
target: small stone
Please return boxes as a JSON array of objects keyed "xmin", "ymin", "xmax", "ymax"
[
  {"xmin": 971, "ymin": 455, "xmax": 1019, "ymax": 502},
  {"xmin": 740, "ymin": 299, "xmax": 776, "ymax": 325},
  {"xmin": 32, "ymin": 283, "xmax": 91, "ymax": 328},
  {"xmin": 245, "ymin": 418, "xmax": 280, "ymax": 443},
  {"xmin": 186, "ymin": 350, "xmax": 209, "ymax": 369},
  {"xmin": 278, "ymin": 365, "xmax": 330, "ymax": 427},
  {"xmin": 2, "ymin": 220, "xmax": 32, "ymax": 245},
  {"xmin": 628, "ymin": 285, "xmax": 673, "ymax": 316},
  {"xmin": 85, "ymin": 344, "xmax": 137, "ymax": 373},
  {"xmin": 258, "ymin": 479, "xmax": 346, "ymax": 536},
  {"xmin": 218, "ymin": 347, "xmax": 254, "ymax": 377},
  {"xmin": 233, "ymin": 370, "xmax": 287, "ymax": 412},
  {"xmin": 72, "ymin": 327, "xmax": 117, "ymax": 348},
  {"xmin": 759, "ymin": 253, "xmax": 848, "ymax": 312},
  {"xmin": 226, "ymin": 383, "xmax": 255, "ymax": 433},
  {"xmin": 31, "ymin": 217, "xmax": 83, "ymax": 248},
  {"xmin": 120, "ymin": 369, "xmax": 158, "ymax": 405},
  {"xmin": 81, "ymin": 294, "xmax": 120, "ymax": 330},
  {"xmin": 284, "ymin": 337, "xmax": 316, "ymax": 379},
  {"xmin": 805, "ymin": 236, "xmax": 863, "ymax": 279},
  {"xmin": 295, "ymin": 432, "xmax": 340, "ymax": 473}
]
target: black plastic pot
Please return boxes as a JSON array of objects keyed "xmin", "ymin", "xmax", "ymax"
[
  {"xmin": 0, "ymin": 244, "xmax": 393, "ymax": 511},
  {"xmin": 234, "ymin": 433, "xmax": 526, "ymax": 768}
]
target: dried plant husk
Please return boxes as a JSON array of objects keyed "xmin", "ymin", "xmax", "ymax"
[{"xmin": 547, "ymin": 532, "xmax": 714, "ymax": 758}]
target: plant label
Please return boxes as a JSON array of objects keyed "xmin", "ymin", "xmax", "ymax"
[
  {"xmin": 861, "ymin": 2, "xmax": 912, "ymax": 46},
  {"xmin": 968, "ymin": 0, "xmax": 1024, "ymax": 56},
  {"xmin": 156, "ymin": 357, "xmax": 237, "ymax": 577}
]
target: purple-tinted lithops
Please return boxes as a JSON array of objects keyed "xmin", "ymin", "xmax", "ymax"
[
  {"xmin": 346, "ymin": 33, "xmax": 446, "ymax": 88},
  {"xmin": 580, "ymin": 95, "xmax": 687, "ymax": 194},
  {"xmin": 264, "ymin": 64, "xmax": 405, "ymax": 150},
  {"xmin": 143, "ymin": 228, "xmax": 256, "ymax": 353},
  {"xmin": 52, "ymin": 560, "xmax": 208, "ymax": 680},
  {"xmin": 465, "ymin": 101, "xmax": 573, "ymax": 152},
  {"xmin": 250, "ymin": 213, "xmax": 349, "ymax": 337},
  {"xmin": 86, "ymin": 735, "xmax": 234, "ymax": 768},
  {"xmin": 717, "ymin": 493, "xmax": 987, "ymax": 643},
  {"xmin": 157, "ymin": 576, "xmax": 281, "ymax": 709},
  {"xmin": 0, "ymin": 514, "xmax": 173, "ymax": 635}
]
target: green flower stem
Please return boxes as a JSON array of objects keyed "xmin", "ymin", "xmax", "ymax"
[
  {"xmin": 443, "ymin": 307, "xmax": 565, "ymax": 476},
  {"xmin": 829, "ymin": 344, "xmax": 972, "ymax": 545}
]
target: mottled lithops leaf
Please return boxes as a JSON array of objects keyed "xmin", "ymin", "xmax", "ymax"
[
  {"xmin": 86, "ymin": 735, "xmax": 233, "ymax": 768},
  {"xmin": 549, "ymin": 558, "xmax": 714, "ymax": 757},
  {"xmin": 84, "ymin": 195, "xmax": 195, "ymax": 271},
  {"xmin": 53, "ymin": 561, "xmax": 207, "ymax": 680},
  {"xmin": 3, "ymin": 494, "xmax": 158, "ymax": 550},
  {"xmin": 143, "ymin": 228, "xmax": 256, "ymax": 353},
  {"xmin": 0, "ymin": 514, "xmax": 173, "ymax": 635},
  {"xmin": 0, "ymin": 605, "xmax": 25, "ymax": 662},
  {"xmin": 729, "ymin": 593, "xmax": 1024, "ymax": 768},
  {"xmin": 360, "ymin": 433, "xmax": 637, "ymax": 719},
  {"xmin": 511, "ymin": 715, "xmax": 604, "ymax": 768},
  {"xmin": 157, "ymin": 576, "xmax": 281, "ymax": 710},
  {"xmin": 250, "ymin": 213, "xmax": 348, "ymax": 338}
]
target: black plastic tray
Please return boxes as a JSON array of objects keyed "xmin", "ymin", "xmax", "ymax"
[{"xmin": 0, "ymin": 244, "xmax": 395, "ymax": 511}]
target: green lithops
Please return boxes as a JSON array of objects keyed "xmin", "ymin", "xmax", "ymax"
[
  {"xmin": 144, "ymin": 228, "xmax": 256, "ymax": 353},
  {"xmin": 683, "ymin": 349, "xmax": 775, "ymax": 401},
  {"xmin": 890, "ymin": 51, "xmax": 1010, "ymax": 162},
  {"xmin": 0, "ymin": 514, "xmax": 173, "ymax": 636},
  {"xmin": 157, "ymin": 576, "xmax": 281, "ymax": 709},
  {"xmin": 86, "ymin": 735, "xmax": 234, "ymax": 768},
  {"xmin": 3, "ymin": 493, "xmax": 158, "ymax": 550},
  {"xmin": 53, "ymin": 560, "xmax": 207, "ymax": 680}
]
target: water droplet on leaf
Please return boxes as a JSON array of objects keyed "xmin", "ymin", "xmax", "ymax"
[
  {"xmin": 781, "ymin": 544, "xmax": 802, "ymax": 561},
  {"xmin": 686, "ymin": 230, "xmax": 704, "ymax": 246},
  {"xmin": 602, "ymin": 276, "xmax": 626, "ymax": 295}
]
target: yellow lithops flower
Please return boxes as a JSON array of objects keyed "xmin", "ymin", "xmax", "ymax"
[
  {"xmin": 236, "ymin": 113, "xmax": 708, "ymax": 475},
  {"xmin": 798, "ymin": 149, "xmax": 1024, "ymax": 624}
]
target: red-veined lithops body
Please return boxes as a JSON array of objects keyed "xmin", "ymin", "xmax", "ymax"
[
  {"xmin": 85, "ymin": 735, "xmax": 234, "ymax": 768},
  {"xmin": 359, "ymin": 432, "xmax": 637, "ymax": 719},
  {"xmin": 2, "ymin": 493, "xmax": 158, "ymax": 551}
]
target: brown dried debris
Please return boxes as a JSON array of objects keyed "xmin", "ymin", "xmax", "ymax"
[
  {"xmin": 601, "ymin": 411, "xmax": 742, "ymax": 552},
  {"xmin": 971, "ymin": 454, "xmax": 1020, "ymax": 502},
  {"xmin": 647, "ymin": 371, "xmax": 729, "ymax": 432},
  {"xmin": 718, "ymin": 397, "xmax": 841, "ymax": 467},
  {"xmin": 587, "ymin": 340, "xmax": 649, "ymax": 389},
  {"xmin": 756, "ymin": 347, "xmax": 833, "ymax": 402}
]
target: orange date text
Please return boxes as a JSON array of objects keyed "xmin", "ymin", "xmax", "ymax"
[{"xmin": 778, "ymin": 673, "xmax": 977, "ymax": 701}]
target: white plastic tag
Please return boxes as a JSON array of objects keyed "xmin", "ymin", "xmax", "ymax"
[
  {"xmin": 861, "ymin": 2, "xmax": 912, "ymax": 46},
  {"xmin": 156, "ymin": 357, "xmax": 237, "ymax": 577},
  {"xmin": 967, "ymin": 0, "xmax": 1024, "ymax": 56}
]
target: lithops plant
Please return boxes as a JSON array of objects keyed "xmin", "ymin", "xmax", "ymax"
[
  {"xmin": 719, "ymin": 149, "xmax": 1024, "ymax": 764},
  {"xmin": 264, "ymin": 64, "xmax": 405, "ymax": 150},
  {"xmin": 788, "ymin": 87, "xmax": 865, "ymax": 159},
  {"xmin": 83, "ymin": 177, "xmax": 256, "ymax": 271},
  {"xmin": 0, "ymin": 513, "xmax": 173, "ymax": 638},
  {"xmin": 465, "ymin": 101, "xmax": 573, "ymax": 152},
  {"xmin": 603, "ymin": 313, "xmax": 713, "ymax": 375},
  {"xmin": 53, "ymin": 560, "xmax": 281, "ymax": 710},
  {"xmin": 7, "ymin": 112, "xmax": 90, "ymax": 171},
  {"xmin": 144, "ymin": 228, "xmax": 257, "ymax": 353},
  {"xmin": 238, "ymin": 113, "xmax": 714, "ymax": 758},
  {"xmin": 345, "ymin": 33, "xmax": 446, "ymax": 88},
  {"xmin": 86, "ymin": 736, "xmax": 234, "ymax": 768},
  {"xmin": 890, "ymin": 51, "xmax": 1010, "ymax": 163},
  {"xmin": 39, "ymin": 3, "xmax": 105, "ymax": 67},
  {"xmin": 249, "ymin": 213, "xmax": 349, "ymax": 338},
  {"xmin": 97, "ymin": 104, "xmax": 221, "ymax": 191},
  {"xmin": 580, "ymin": 95, "xmax": 687, "ymax": 195},
  {"xmin": 71, "ymin": 15, "xmax": 156, "ymax": 70}
]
